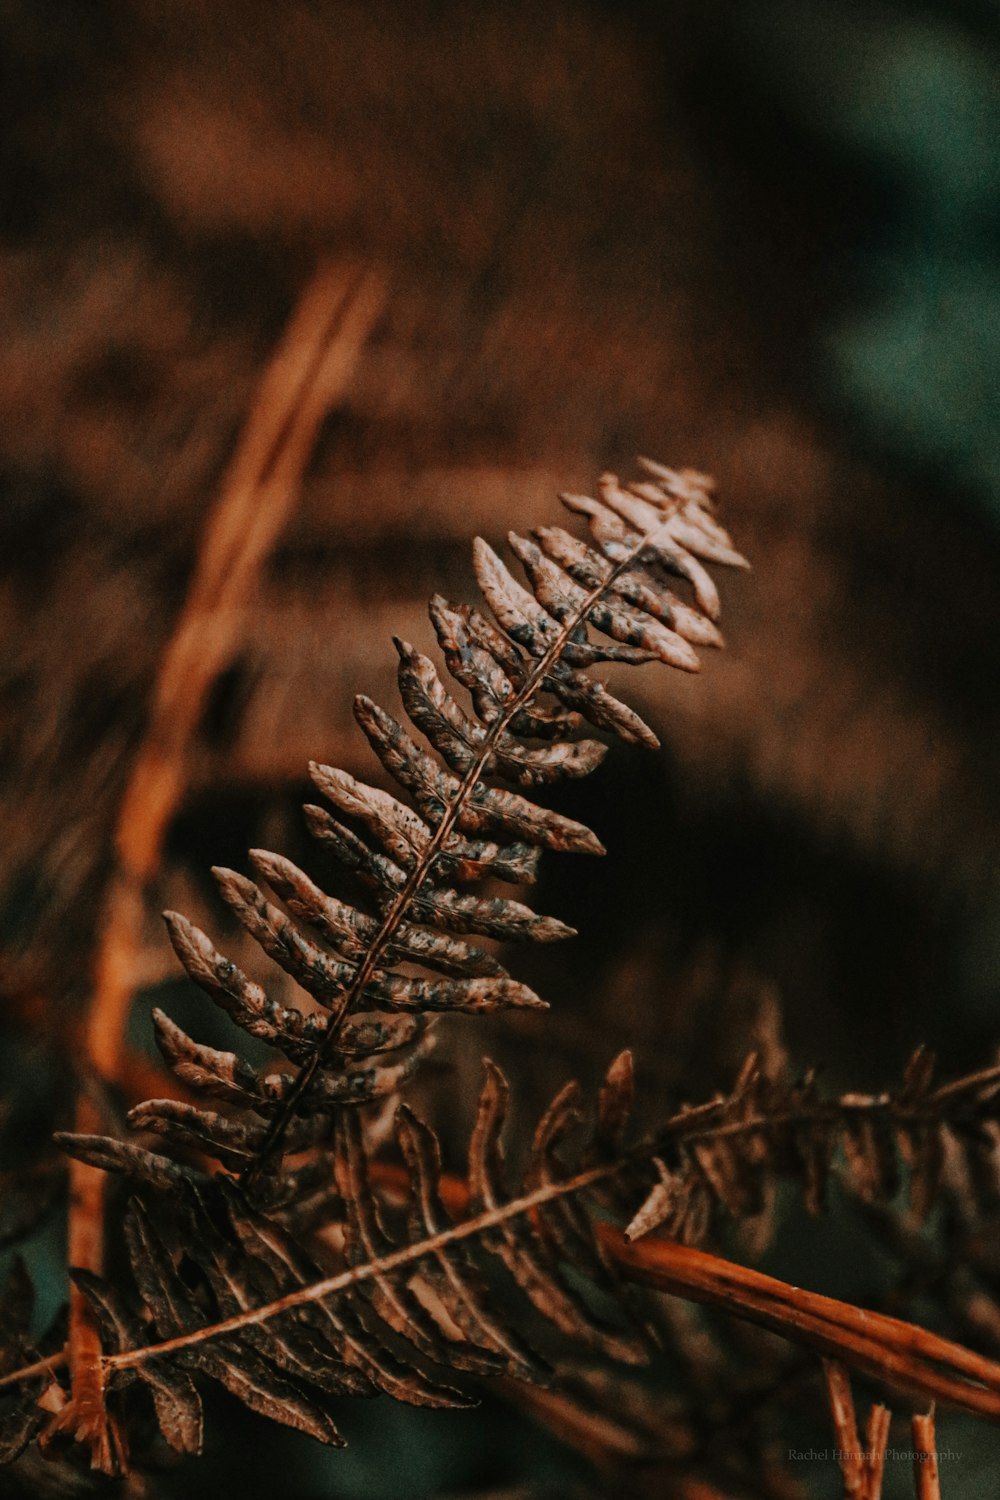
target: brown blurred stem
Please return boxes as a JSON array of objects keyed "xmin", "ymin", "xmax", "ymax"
[
  {"xmin": 911, "ymin": 1409, "xmax": 941, "ymax": 1500},
  {"xmin": 56, "ymin": 261, "xmax": 385, "ymax": 1472},
  {"xmin": 822, "ymin": 1358, "xmax": 891, "ymax": 1499}
]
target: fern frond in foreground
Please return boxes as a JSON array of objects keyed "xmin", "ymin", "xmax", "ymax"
[{"xmin": 125, "ymin": 457, "xmax": 748, "ymax": 1201}]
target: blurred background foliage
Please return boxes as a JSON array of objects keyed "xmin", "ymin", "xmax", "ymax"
[{"xmin": 696, "ymin": 0, "xmax": 1000, "ymax": 515}]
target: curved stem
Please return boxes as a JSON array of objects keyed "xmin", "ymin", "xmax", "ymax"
[{"xmin": 56, "ymin": 264, "xmax": 384, "ymax": 1470}]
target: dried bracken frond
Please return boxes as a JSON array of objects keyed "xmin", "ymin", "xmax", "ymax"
[
  {"xmin": 50, "ymin": 1061, "xmax": 654, "ymax": 1454},
  {"xmin": 106, "ymin": 458, "xmax": 746, "ymax": 1201},
  {"xmin": 619, "ymin": 1045, "xmax": 1000, "ymax": 1246},
  {"xmin": 30, "ymin": 1047, "xmax": 1000, "ymax": 1467}
]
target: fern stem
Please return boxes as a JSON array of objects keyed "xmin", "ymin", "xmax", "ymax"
[
  {"xmin": 653, "ymin": 1085, "xmax": 1000, "ymax": 1147},
  {"xmin": 0, "ymin": 1351, "xmax": 66, "ymax": 1392},
  {"xmin": 110, "ymin": 1163, "xmax": 613, "ymax": 1368},
  {"xmin": 614, "ymin": 1230, "xmax": 1000, "ymax": 1420},
  {"xmin": 911, "ymin": 1408, "xmax": 942, "ymax": 1500}
]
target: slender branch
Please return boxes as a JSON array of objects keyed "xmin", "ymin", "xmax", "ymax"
[
  {"xmin": 822, "ymin": 1359, "xmax": 891, "ymax": 1500},
  {"xmin": 911, "ymin": 1409, "xmax": 941, "ymax": 1500},
  {"xmin": 93, "ymin": 262, "xmax": 385, "ymax": 1079},
  {"xmin": 56, "ymin": 1086, "xmax": 115, "ymax": 1470},
  {"xmin": 0, "ymin": 1351, "xmax": 66, "ymax": 1393},
  {"xmin": 864, "ymin": 1405, "xmax": 892, "ymax": 1500},
  {"xmin": 823, "ymin": 1359, "xmax": 865, "ymax": 1497},
  {"xmin": 243, "ymin": 520, "xmax": 670, "ymax": 1180}
]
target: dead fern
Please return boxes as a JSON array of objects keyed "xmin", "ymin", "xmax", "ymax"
[
  {"xmin": 6, "ymin": 1044, "xmax": 1000, "ymax": 1481},
  {"xmin": 3, "ymin": 458, "xmax": 999, "ymax": 1496},
  {"xmin": 97, "ymin": 456, "xmax": 747, "ymax": 1203}
]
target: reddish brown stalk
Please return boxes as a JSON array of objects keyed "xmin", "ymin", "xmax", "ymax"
[
  {"xmin": 911, "ymin": 1410, "xmax": 941, "ymax": 1500},
  {"xmin": 865, "ymin": 1406, "xmax": 892, "ymax": 1499},
  {"xmin": 46, "ymin": 1086, "xmax": 123, "ymax": 1472},
  {"xmin": 93, "ymin": 263, "xmax": 385, "ymax": 1080},
  {"xmin": 822, "ymin": 1359, "xmax": 891, "ymax": 1499},
  {"xmin": 58, "ymin": 262, "xmax": 384, "ymax": 1471},
  {"xmin": 612, "ymin": 1230, "xmax": 1000, "ymax": 1419},
  {"xmin": 824, "ymin": 1358, "xmax": 865, "ymax": 1497}
]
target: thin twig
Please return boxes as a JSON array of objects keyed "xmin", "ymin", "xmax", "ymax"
[
  {"xmin": 822, "ymin": 1359, "xmax": 891, "ymax": 1499},
  {"xmin": 0, "ymin": 1351, "xmax": 66, "ymax": 1391},
  {"xmin": 57, "ymin": 261, "xmax": 384, "ymax": 1471},
  {"xmin": 823, "ymin": 1359, "xmax": 865, "ymax": 1497},
  {"xmin": 911, "ymin": 1408, "xmax": 941, "ymax": 1500},
  {"xmin": 864, "ymin": 1404, "xmax": 892, "ymax": 1500}
]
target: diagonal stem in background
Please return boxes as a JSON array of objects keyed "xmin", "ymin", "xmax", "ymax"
[
  {"xmin": 93, "ymin": 263, "xmax": 386, "ymax": 1080},
  {"xmin": 58, "ymin": 262, "xmax": 385, "ymax": 1472}
]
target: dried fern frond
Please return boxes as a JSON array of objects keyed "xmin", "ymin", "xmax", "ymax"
[
  {"xmin": 618, "ymin": 1045, "xmax": 1000, "ymax": 1245},
  {"xmin": 35, "ymin": 1045, "xmax": 1000, "ymax": 1464},
  {"xmin": 117, "ymin": 458, "xmax": 746, "ymax": 1195},
  {"xmin": 52, "ymin": 1060, "xmax": 655, "ymax": 1457}
]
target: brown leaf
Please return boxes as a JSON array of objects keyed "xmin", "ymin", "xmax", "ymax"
[
  {"xmin": 353, "ymin": 697, "xmax": 606, "ymax": 855},
  {"xmin": 305, "ymin": 806, "xmax": 574, "ymax": 942},
  {"xmin": 508, "ymin": 532, "xmax": 700, "ymax": 672}
]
